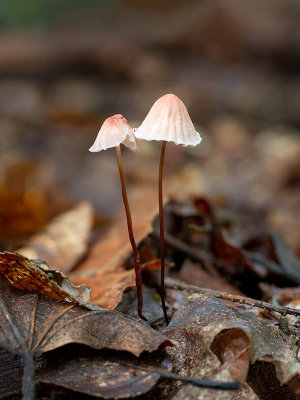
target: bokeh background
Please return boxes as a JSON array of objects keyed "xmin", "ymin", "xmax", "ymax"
[{"xmin": 0, "ymin": 0, "xmax": 299, "ymax": 253}]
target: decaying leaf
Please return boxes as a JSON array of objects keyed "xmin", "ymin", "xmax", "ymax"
[
  {"xmin": 176, "ymin": 260, "xmax": 241, "ymax": 295},
  {"xmin": 0, "ymin": 273, "xmax": 171, "ymax": 397},
  {"xmin": 158, "ymin": 197, "xmax": 300, "ymax": 297},
  {"xmin": 270, "ymin": 231, "xmax": 300, "ymax": 281},
  {"xmin": 38, "ymin": 353, "xmax": 161, "ymax": 399},
  {"xmin": 0, "ymin": 348, "xmax": 23, "ymax": 398},
  {"xmin": 70, "ymin": 189, "xmax": 161, "ymax": 307},
  {"xmin": 18, "ymin": 201, "xmax": 93, "ymax": 273},
  {"xmin": 0, "ymin": 251, "xmax": 91, "ymax": 303},
  {"xmin": 163, "ymin": 291, "xmax": 300, "ymax": 399},
  {"xmin": 70, "ymin": 167, "xmax": 202, "ymax": 308},
  {"xmin": 0, "ymin": 274, "xmax": 170, "ymax": 356},
  {"xmin": 71, "ymin": 263, "xmax": 136, "ymax": 309}
]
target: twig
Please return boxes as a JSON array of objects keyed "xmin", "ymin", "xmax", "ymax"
[
  {"xmin": 153, "ymin": 231, "xmax": 207, "ymax": 266},
  {"xmin": 165, "ymin": 280, "xmax": 300, "ymax": 318},
  {"xmin": 120, "ymin": 361, "xmax": 239, "ymax": 390}
]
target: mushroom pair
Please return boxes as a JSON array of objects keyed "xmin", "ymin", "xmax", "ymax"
[{"xmin": 90, "ymin": 94, "xmax": 202, "ymax": 323}]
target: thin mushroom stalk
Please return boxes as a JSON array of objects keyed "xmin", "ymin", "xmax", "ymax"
[
  {"xmin": 158, "ymin": 141, "xmax": 169, "ymax": 324},
  {"xmin": 89, "ymin": 114, "xmax": 144, "ymax": 320},
  {"xmin": 134, "ymin": 94, "xmax": 202, "ymax": 324},
  {"xmin": 115, "ymin": 145, "xmax": 144, "ymax": 320}
]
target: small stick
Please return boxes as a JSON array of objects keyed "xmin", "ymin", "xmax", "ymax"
[
  {"xmin": 159, "ymin": 140, "xmax": 169, "ymax": 324},
  {"xmin": 120, "ymin": 361, "xmax": 239, "ymax": 390},
  {"xmin": 213, "ymin": 292, "xmax": 300, "ymax": 318},
  {"xmin": 165, "ymin": 280, "xmax": 300, "ymax": 318},
  {"xmin": 116, "ymin": 145, "xmax": 144, "ymax": 320}
]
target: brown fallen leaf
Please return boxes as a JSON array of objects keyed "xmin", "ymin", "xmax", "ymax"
[
  {"xmin": 37, "ymin": 348, "xmax": 239, "ymax": 399},
  {"xmin": 71, "ymin": 263, "xmax": 136, "ymax": 310},
  {"xmin": 69, "ymin": 189, "xmax": 158, "ymax": 307},
  {"xmin": 38, "ymin": 353, "xmax": 161, "ymax": 399},
  {"xmin": 163, "ymin": 291, "xmax": 300, "ymax": 399},
  {"xmin": 211, "ymin": 328, "xmax": 250, "ymax": 383},
  {"xmin": 260, "ymin": 283, "xmax": 300, "ymax": 306},
  {"xmin": 18, "ymin": 201, "xmax": 93, "ymax": 273},
  {"xmin": 0, "ymin": 348, "xmax": 23, "ymax": 399},
  {"xmin": 193, "ymin": 197, "xmax": 255, "ymax": 272},
  {"xmin": 163, "ymin": 197, "xmax": 300, "ymax": 295},
  {"xmin": 0, "ymin": 251, "xmax": 91, "ymax": 303},
  {"xmin": 0, "ymin": 274, "xmax": 171, "ymax": 398},
  {"xmin": 176, "ymin": 260, "xmax": 241, "ymax": 294},
  {"xmin": 71, "ymin": 166, "xmax": 202, "ymax": 308}
]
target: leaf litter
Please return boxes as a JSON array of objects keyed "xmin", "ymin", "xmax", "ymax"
[
  {"xmin": 18, "ymin": 201, "xmax": 93, "ymax": 274},
  {"xmin": 163, "ymin": 291, "xmax": 300, "ymax": 399},
  {"xmin": 1, "ymin": 192, "xmax": 300, "ymax": 398},
  {"xmin": 0, "ymin": 253, "xmax": 172, "ymax": 398}
]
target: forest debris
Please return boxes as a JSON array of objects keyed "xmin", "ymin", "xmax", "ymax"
[
  {"xmin": 244, "ymin": 231, "xmax": 300, "ymax": 284},
  {"xmin": 0, "ymin": 348, "xmax": 23, "ymax": 398},
  {"xmin": 270, "ymin": 231, "xmax": 300, "ymax": 279},
  {"xmin": 71, "ymin": 263, "xmax": 135, "ymax": 309},
  {"xmin": 211, "ymin": 328, "xmax": 250, "ymax": 383},
  {"xmin": 0, "ymin": 252, "xmax": 91, "ymax": 303},
  {"xmin": 161, "ymin": 197, "xmax": 300, "ymax": 291},
  {"xmin": 176, "ymin": 260, "xmax": 241, "ymax": 294},
  {"xmin": 38, "ymin": 354, "xmax": 161, "ymax": 399},
  {"xmin": 71, "ymin": 167, "xmax": 202, "ymax": 307},
  {"xmin": 165, "ymin": 279, "xmax": 300, "ymax": 319},
  {"xmin": 38, "ymin": 350, "xmax": 239, "ymax": 399},
  {"xmin": 260, "ymin": 283, "xmax": 300, "ymax": 306},
  {"xmin": 0, "ymin": 160, "xmax": 48, "ymax": 239},
  {"xmin": 171, "ymin": 381, "xmax": 258, "ymax": 400},
  {"xmin": 0, "ymin": 274, "xmax": 171, "ymax": 397},
  {"xmin": 164, "ymin": 291, "xmax": 300, "ymax": 398},
  {"xmin": 18, "ymin": 201, "xmax": 93, "ymax": 273}
]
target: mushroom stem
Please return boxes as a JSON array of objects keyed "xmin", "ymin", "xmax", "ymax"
[
  {"xmin": 115, "ymin": 145, "xmax": 144, "ymax": 320},
  {"xmin": 159, "ymin": 140, "xmax": 169, "ymax": 324}
]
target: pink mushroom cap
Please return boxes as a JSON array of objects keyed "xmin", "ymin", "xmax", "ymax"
[
  {"xmin": 135, "ymin": 94, "xmax": 202, "ymax": 147},
  {"xmin": 89, "ymin": 114, "xmax": 138, "ymax": 152}
]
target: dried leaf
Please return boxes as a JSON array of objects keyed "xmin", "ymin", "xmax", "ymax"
[
  {"xmin": 71, "ymin": 263, "xmax": 135, "ymax": 309},
  {"xmin": 0, "ymin": 273, "xmax": 169, "ymax": 356},
  {"xmin": 0, "ymin": 252, "xmax": 90, "ymax": 303},
  {"xmin": 0, "ymin": 273, "xmax": 171, "ymax": 397},
  {"xmin": 211, "ymin": 328, "xmax": 250, "ymax": 383},
  {"xmin": 270, "ymin": 231, "xmax": 300, "ymax": 281},
  {"xmin": 70, "ymin": 190, "xmax": 158, "ymax": 307},
  {"xmin": 163, "ymin": 291, "xmax": 300, "ymax": 399},
  {"xmin": 172, "ymin": 381, "xmax": 258, "ymax": 400},
  {"xmin": 38, "ymin": 353, "xmax": 160, "ymax": 399},
  {"xmin": 193, "ymin": 198, "xmax": 255, "ymax": 272},
  {"xmin": 18, "ymin": 201, "xmax": 93, "ymax": 273},
  {"xmin": 71, "ymin": 167, "xmax": 202, "ymax": 308},
  {"xmin": 176, "ymin": 260, "xmax": 241, "ymax": 294},
  {"xmin": 0, "ymin": 348, "xmax": 23, "ymax": 398}
]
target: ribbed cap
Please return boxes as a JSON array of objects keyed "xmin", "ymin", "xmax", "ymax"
[
  {"xmin": 135, "ymin": 94, "xmax": 201, "ymax": 146},
  {"xmin": 89, "ymin": 114, "xmax": 138, "ymax": 152}
]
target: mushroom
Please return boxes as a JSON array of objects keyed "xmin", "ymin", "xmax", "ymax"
[
  {"xmin": 89, "ymin": 114, "xmax": 145, "ymax": 319},
  {"xmin": 135, "ymin": 94, "xmax": 202, "ymax": 323}
]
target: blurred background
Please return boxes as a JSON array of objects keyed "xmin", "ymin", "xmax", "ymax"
[{"xmin": 0, "ymin": 0, "xmax": 299, "ymax": 253}]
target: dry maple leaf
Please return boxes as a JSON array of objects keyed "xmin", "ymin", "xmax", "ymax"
[{"xmin": 0, "ymin": 274, "xmax": 171, "ymax": 399}]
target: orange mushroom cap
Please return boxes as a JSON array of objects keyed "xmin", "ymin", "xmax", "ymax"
[{"xmin": 89, "ymin": 114, "xmax": 138, "ymax": 152}]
